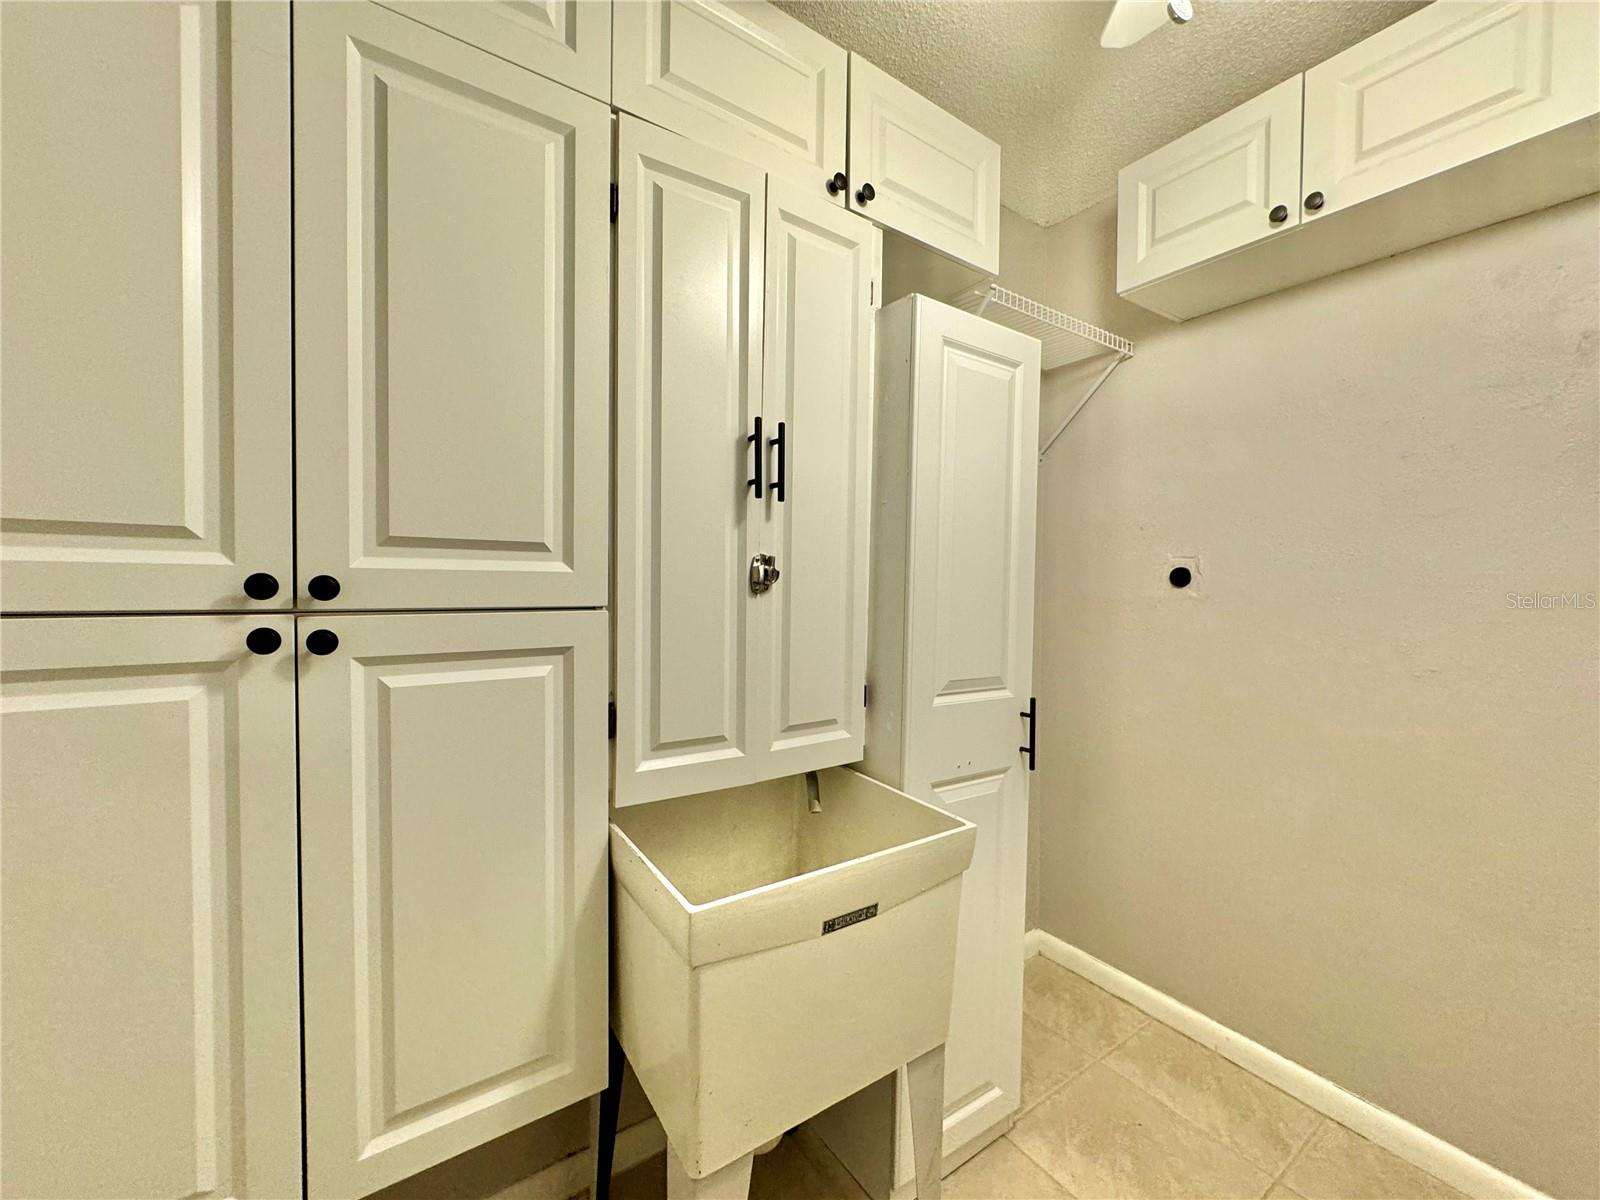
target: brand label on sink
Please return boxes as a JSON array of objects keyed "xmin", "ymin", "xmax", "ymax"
[{"xmin": 821, "ymin": 903, "xmax": 879, "ymax": 935}]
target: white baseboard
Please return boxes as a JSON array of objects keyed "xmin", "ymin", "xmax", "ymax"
[
  {"xmin": 1025, "ymin": 929, "xmax": 1546, "ymax": 1200},
  {"xmin": 487, "ymin": 1116, "xmax": 667, "ymax": 1200}
]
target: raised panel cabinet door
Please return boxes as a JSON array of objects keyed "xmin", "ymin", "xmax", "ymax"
[
  {"xmin": 376, "ymin": 0, "xmax": 611, "ymax": 102},
  {"xmin": 902, "ymin": 298, "xmax": 1038, "ymax": 1162},
  {"xmin": 1, "ymin": 615, "xmax": 301, "ymax": 1199},
  {"xmin": 298, "ymin": 609, "xmax": 608, "ymax": 1198},
  {"xmin": 294, "ymin": 2, "xmax": 610, "ymax": 611},
  {"xmin": 1116, "ymin": 74, "xmax": 1303, "ymax": 294},
  {"xmin": 614, "ymin": 115, "xmax": 769, "ymax": 807},
  {"xmin": 758, "ymin": 185, "xmax": 878, "ymax": 774},
  {"xmin": 0, "ymin": 2, "xmax": 291, "ymax": 614},
  {"xmin": 847, "ymin": 54, "xmax": 1001, "ymax": 275},
  {"xmin": 1303, "ymin": 0, "xmax": 1600, "ymax": 220},
  {"xmin": 614, "ymin": 0, "xmax": 848, "ymax": 206}
]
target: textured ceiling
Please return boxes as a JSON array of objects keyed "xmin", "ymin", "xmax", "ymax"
[{"xmin": 773, "ymin": 0, "xmax": 1426, "ymax": 227}]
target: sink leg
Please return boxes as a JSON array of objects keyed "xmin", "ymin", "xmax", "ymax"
[
  {"xmin": 591, "ymin": 1031, "xmax": 625, "ymax": 1200},
  {"xmin": 907, "ymin": 1043, "xmax": 946, "ymax": 1200},
  {"xmin": 667, "ymin": 1145, "xmax": 753, "ymax": 1200}
]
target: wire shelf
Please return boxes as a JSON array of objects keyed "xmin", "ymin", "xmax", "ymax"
[{"xmin": 947, "ymin": 282, "xmax": 1133, "ymax": 371}]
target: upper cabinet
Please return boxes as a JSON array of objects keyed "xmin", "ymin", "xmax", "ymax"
[
  {"xmin": 1118, "ymin": 0, "xmax": 1600, "ymax": 320},
  {"xmin": 848, "ymin": 54, "xmax": 1002, "ymax": 275},
  {"xmin": 1116, "ymin": 76, "xmax": 1303, "ymax": 294},
  {"xmin": 614, "ymin": 0, "xmax": 848, "ymax": 205},
  {"xmin": 0, "ymin": 1, "xmax": 292, "ymax": 615},
  {"xmin": 294, "ymin": 1, "xmax": 610, "ymax": 611},
  {"xmin": 613, "ymin": 115, "xmax": 878, "ymax": 807},
  {"xmin": 1302, "ymin": 0, "xmax": 1600, "ymax": 219},
  {"xmin": 376, "ymin": 0, "xmax": 612, "ymax": 101}
]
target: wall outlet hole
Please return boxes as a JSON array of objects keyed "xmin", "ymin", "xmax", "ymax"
[{"xmin": 1169, "ymin": 566, "xmax": 1192, "ymax": 588}]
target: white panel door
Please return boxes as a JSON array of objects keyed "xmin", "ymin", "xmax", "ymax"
[
  {"xmin": 614, "ymin": 115, "xmax": 768, "ymax": 807},
  {"xmin": 1117, "ymin": 74, "xmax": 1303, "ymax": 293},
  {"xmin": 295, "ymin": 2, "xmax": 609, "ymax": 611},
  {"xmin": 614, "ymin": 0, "xmax": 848, "ymax": 206},
  {"xmin": 298, "ymin": 609, "xmax": 608, "ymax": 1198},
  {"xmin": 0, "ymin": 2, "xmax": 290, "ymax": 614},
  {"xmin": 376, "ymin": 0, "xmax": 612, "ymax": 102},
  {"xmin": 1303, "ymin": 0, "xmax": 1600, "ymax": 221},
  {"xmin": 901, "ymin": 300, "xmax": 1039, "ymax": 1166},
  {"xmin": 1, "ymin": 615, "xmax": 301, "ymax": 1199},
  {"xmin": 758, "ymin": 185, "xmax": 878, "ymax": 773},
  {"xmin": 847, "ymin": 54, "xmax": 1001, "ymax": 275}
]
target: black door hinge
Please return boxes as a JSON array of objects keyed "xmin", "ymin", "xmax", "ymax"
[
  {"xmin": 863, "ymin": 683, "xmax": 869, "ymax": 708},
  {"xmin": 608, "ymin": 699, "xmax": 616, "ymax": 739},
  {"xmin": 610, "ymin": 182, "xmax": 618, "ymax": 223}
]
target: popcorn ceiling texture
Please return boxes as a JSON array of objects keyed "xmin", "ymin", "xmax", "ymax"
[{"xmin": 774, "ymin": 0, "xmax": 1425, "ymax": 226}]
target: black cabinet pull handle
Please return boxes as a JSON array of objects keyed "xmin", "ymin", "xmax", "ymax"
[
  {"xmin": 746, "ymin": 415, "xmax": 764, "ymax": 499},
  {"xmin": 246, "ymin": 627, "xmax": 282, "ymax": 655},
  {"xmin": 1019, "ymin": 697, "xmax": 1037, "ymax": 772},
  {"xmin": 1269, "ymin": 204, "xmax": 1288, "ymax": 224},
  {"xmin": 826, "ymin": 171, "xmax": 847, "ymax": 196},
  {"xmin": 769, "ymin": 421, "xmax": 786, "ymax": 502},
  {"xmin": 855, "ymin": 182, "xmax": 875, "ymax": 206},
  {"xmin": 307, "ymin": 574, "xmax": 341, "ymax": 601},
  {"xmin": 1304, "ymin": 190, "xmax": 1325, "ymax": 211},
  {"xmin": 243, "ymin": 572, "xmax": 279, "ymax": 600},
  {"xmin": 305, "ymin": 629, "xmax": 339, "ymax": 656}
]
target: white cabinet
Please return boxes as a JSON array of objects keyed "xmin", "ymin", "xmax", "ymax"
[
  {"xmin": 1302, "ymin": 0, "xmax": 1600, "ymax": 219},
  {"xmin": 1116, "ymin": 75, "xmax": 1303, "ymax": 294},
  {"xmin": 294, "ymin": 1, "xmax": 610, "ymax": 612},
  {"xmin": 1, "ymin": 615, "xmax": 302, "ymax": 1200},
  {"xmin": 614, "ymin": 115, "xmax": 878, "ymax": 807},
  {"xmin": 613, "ymin": 0, "xmax": 848, "ymax": 207},
  {"xmin": 847, "ymin": 53, "xmax": 1002, "ymax": 275},
  {"xmin": 0, "ymin": 1, "xmax": 291, "ymax": 615},
  {"xmin": 760, "ymin": 189, "xmax": 878, "ymax": 771},
  {"xmin": 298, "ymin": 609, "xmax": 608, "ymax": 1198},
  {"xmin": 820, "ymin": 296, "xmax": 1038, "ymax": 1183},
  {"xmin": 377, "ymin": 0, "xmax": 612, "ymax": 102},
  {"xmin": 1117, "ymin": 0, "xmax": 1600, "ymax": 319}
]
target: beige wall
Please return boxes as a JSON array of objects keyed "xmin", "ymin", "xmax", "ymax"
[{"xmin": 1031, "ymin": 194, "xmax": 1599, "ymax": 1197}]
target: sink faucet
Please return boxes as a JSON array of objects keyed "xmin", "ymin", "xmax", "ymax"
[{"xmin": 805, "ymin": 770, "xmax": 822, "ymax": 814}]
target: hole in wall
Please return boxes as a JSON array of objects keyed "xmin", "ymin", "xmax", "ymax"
[{"xmin": 1169, "ymin": 566, "xmax": 1192, "ymax": 589}]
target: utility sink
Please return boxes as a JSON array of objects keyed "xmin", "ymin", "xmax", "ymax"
[{"xmin": 608, "ymin": 767, "xmax": 976, "ymax": 1193}]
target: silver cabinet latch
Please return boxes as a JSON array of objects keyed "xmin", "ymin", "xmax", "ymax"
[{"xmin": 749, "ymin": 553, "xmax": 780, "ymax": 595}]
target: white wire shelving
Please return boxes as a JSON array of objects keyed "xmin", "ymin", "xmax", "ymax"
[{"xmin": 947, "ymin": 282, "xmax": 1134, "ymax": 461}]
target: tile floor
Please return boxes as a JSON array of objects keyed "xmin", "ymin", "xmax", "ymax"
[{"xmin": 608, "ymin": 955, "xmax": 1469, "ymax": 1200}]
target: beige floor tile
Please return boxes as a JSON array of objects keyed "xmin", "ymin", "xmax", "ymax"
[
  {"xmin": 1024, "ymin": 958, "xmax": 1148, "ymax": 1055},
  {"xmin": 1011, "ymin": 1061, "xmax": 1272, "ymax": 1199},
  {"xmin": 1103, "ymin": 1022, "xmax": 1321, "ymax": 1174},
  {"xmin": 1021, "ymin": 1015, "xmax": 1099, "ymax": 1114},
  {"xmin": 1282, "ymin": 1121, "xmax": 1464, "ymax": 1200},
  {"xmin": 945, "ymin": 1136, "xmax": 1074, "ymax": 1199}
]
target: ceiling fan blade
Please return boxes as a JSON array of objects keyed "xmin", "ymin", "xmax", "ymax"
[{"xmin": 1100, "ymin": 0, "xmax": 1173, "ymax": 48}]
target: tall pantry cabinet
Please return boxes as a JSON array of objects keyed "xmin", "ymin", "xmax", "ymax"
[{"xmin": 1, "ymin": 2, "xmax": 609, "ymax": 1197}]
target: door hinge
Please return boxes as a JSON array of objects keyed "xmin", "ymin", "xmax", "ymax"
[
  {"xmin": 608, "ymin": 699, "xmax": 616, "ymax": 739},
  {"xmin": 609, "ymin": 182, "xmax": 618, "ymax": 223},
  {"xmin": 863, "ymin": 683, "xmax": 869, "ymax": 708}
]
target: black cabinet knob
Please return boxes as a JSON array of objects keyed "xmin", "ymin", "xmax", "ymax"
[
  {"xmin": 307, "ymin": 574, "xmax": 341, "ymax": 601},
  {"xmin": 243, "ymin": 572, "xmax": 279, "ymax": 600},
  {"xmin": 826, "ymin": 171, "xmax": 847, "ymax": 196},
  {"xmin": 855, "ymin": 182, "xmax": 875, "ymax": 205},
  {"xmin": 305, "ymin": 629, "xmax": 339, "ymax": 656},
  {"xmin": 1269, "ymin": 204, "xmax": 1288, "ymax": 224},
  {"xmin": 246, "ymin": 627, "xmax": 282, "ymax": 655},
  {"xmin": 1304, "ymin": 190, "xmax": 1325, "ymax": 211}
]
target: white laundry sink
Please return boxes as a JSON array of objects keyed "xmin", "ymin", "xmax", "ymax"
[{"xmin": 609, "ymin": 767, "xmax": 976, "ymax": 1188}]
